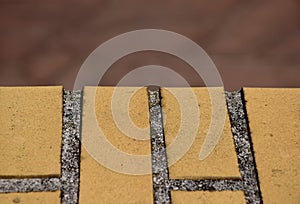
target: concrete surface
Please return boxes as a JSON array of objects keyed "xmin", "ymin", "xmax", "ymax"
[
  {"xmin": 79, "ymin": 87, "xmax": 153, "ymax": 204},
  {"xmin": 0, "ymin": 87, "xmax": 62, "ymax": 177},
  {"xmin": 161, "ymin": 88, "xmax": 240, "ymax": 178},
  {"xmin": 244, "ymin": 88, "xmax": 300, "ymax": 204},
  {"xmin": 171, "ymin": 191, "xmax": 245, "ymax": 204},
  {"xmin": 0, "ymin": 191, "xmax": 61, "ymax": 204}
]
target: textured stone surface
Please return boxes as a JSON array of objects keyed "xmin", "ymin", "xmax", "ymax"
[
  {"xmin": 161, "ymin": 88, "xmax": 240, "ymax": 178},
  {"xmin": 0, "ymin": 191, "xmax": 61, "ymax": 204},
  {"xmin": 0, "ymin": 87, "xmax": 62, "ymax": 177},
  {"xmin": 244, "ymin": 88, "xmax": 300, "ymax": 204},
  {"xmin": 79, "ymin": 87, "xmax": 153, "ymax": 204},
  {"xmin": 1, "ymin": 86, "xmax": 299, "ymax": 204},
  {"xmin": 171, "ymin": 191, "xmax": 246, "ymax": 204}
]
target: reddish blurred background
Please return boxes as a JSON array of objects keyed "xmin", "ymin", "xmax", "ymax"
[{"xmin": 0, "ymin": 0, "xmax": 299, "ymax": 91}]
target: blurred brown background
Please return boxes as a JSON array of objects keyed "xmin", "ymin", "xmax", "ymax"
[{"xmin": 0, "ymin": 0, "xmax": 299, "ymax": 91}]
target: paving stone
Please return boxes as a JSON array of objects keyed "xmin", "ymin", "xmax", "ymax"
[
  {"xmin": 0, "ymin": 87, "xmax": 62, "ymax": 177},
  {"xmin": 79, "ymin": 87, "xmax": 153, "ymax": 204},
  {"xmin": 0, "ymin": 191, "xmax": 60, "ymax": 204},
  {"xmin": 171, "ymin": 191, "xmax": 246, "ymax": 204},
  {"xmin": 244, "ymin": 88, "xmax": 300, "ymax": 204},
  {"xmin": 161, "ymin": 88, "xmax": 240, "ymax": 178}
]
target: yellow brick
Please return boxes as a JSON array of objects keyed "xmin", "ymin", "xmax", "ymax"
[
  {"xmin": 0, "ymin": 87, "xmax": 62, "ymax": 177},
  {"xmin": 244, "ymin": 88, "xmax": 300, "ymax": 204},
  {"xmin": 161, "ymin": 88, "xmax": 240, "ymax": 178},
  {"xmin": 79, "ymin": 87, "xmax": 153, "ymax": 204},
  {"xmin": 171, "ymin": 191, "xmax": 246, "ymax": 204},
  {"xmin": 0, "ymin": 191, "xmax": 61, "ymax": 204}
]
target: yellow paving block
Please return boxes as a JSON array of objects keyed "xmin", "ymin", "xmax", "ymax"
[
  {"xmin": 0, "ymin": 191, "xmax": 61, "ymax": 204},
  {"xmin": 79, "ymin": 87, "xmax": 153, "ymax": 204},
  {"xmin": 0, "ymin": 87, "xmax": 62, "ymax": 177},
  {"xmin": 171, "ymin": 191, "xmax": 246, "ymax": 204},
  {"xmin": 161, "ymin": 88, "xmax": 240, "ymax": 178},
  {"xmin": 244, "ymin": 88, "xmax": 300, "ymax": 204}
]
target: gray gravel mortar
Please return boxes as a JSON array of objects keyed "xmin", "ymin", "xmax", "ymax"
[
  {"xmin": 0, "ymin": 178, "xmax": 60, "ymax": 193},
  {"xmin": 60, "ymin": 90, "xmax": 82, "ymax": 204},
  {"xmin": 226, "ymin": 91, "xmax": 263, "ymax": 204},
  {"xmin": 148, "ymin": 88, "xmax": 171, "ymax": 204}
]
